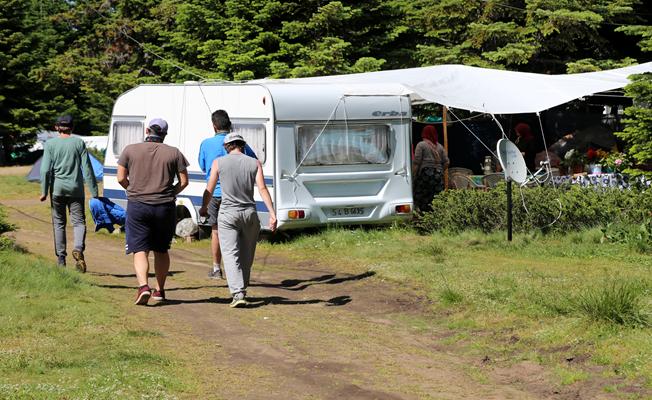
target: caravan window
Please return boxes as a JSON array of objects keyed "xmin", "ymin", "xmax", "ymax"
[
  {"xmin": 297, "ymin": 124, "xmax": 390, "ymax": 166},
  {"xmin": 233, "ymin": 123, "xmax": 266, "ymax": 163},
  {"xmin": 112, "ymin": 121, "xmax": 143, "ymax": 155}
]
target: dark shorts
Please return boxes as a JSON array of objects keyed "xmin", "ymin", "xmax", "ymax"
[
  {"xmin": 125, "ymin": 200, "xmax": 176, "ymax": 254},
  {"xmin": 208, "ymin": 197, "xmax": 221, "ymax": 227}
]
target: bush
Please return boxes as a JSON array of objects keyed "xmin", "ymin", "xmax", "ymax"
[
  {"xmin": 601, "ymin": 219, "xmax": 652, "ymax": 253},
  {"xmin": 0, "ymin": 207, "xmax": 14, "ymax": 235},
  {"xmin": 417, "ymin": 185, "xmax": 652, "ymax": 234},
  {"xmin": 0, "ymin": 236, "xmax": 14, "ymax": 250}
]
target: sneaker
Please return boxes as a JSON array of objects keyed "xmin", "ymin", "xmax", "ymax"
[
  {"xmin": 71, "ymin": 249, "xmax": 86, "ymax": 273},
  {"xmin": 135, "ymin": 285, "xmax": 151, "ymax": 305},
  {"xmin": 229, "ymin": 292, "xmax": 247, "ymax": 308},
  {"xmin": 57, "ymin": 255, "xmax": 66, "ymax": 266},
  {"xmin": 207, "ymin": 267, "xmax": 224, "ymax": 280},
  {"xmin": 151, "ymin": 289, "xmax": 165, "ymax": 302}
]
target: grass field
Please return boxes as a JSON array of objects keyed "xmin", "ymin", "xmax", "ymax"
[
  {"xmin": 259, "ymin": 226, "xmax": 652, "ymax": 387},
  {"xmin": 0, "ymin": 173, "xmax": 199, "ymax": 399},
  {"xmin": 0, "ymin": 247, "xmax": 200, "ymax": 399},
  {"xmin": 2, "ymin": 170, "xmax": 651, "ymax": 395}
]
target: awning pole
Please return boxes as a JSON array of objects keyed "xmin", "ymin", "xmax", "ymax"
[
  {"xmin": 443, "ymin": 106, "xmax": 449, "ymax": 190},
  {"xmin": 507, "ymin": 178, "xmax": 513, "ymax": 241}
]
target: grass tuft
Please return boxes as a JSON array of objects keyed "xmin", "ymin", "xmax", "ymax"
[
  {"xmin": 575, "ymin": 280, "xmax": 650, "ymax": 327},
  {"xmin": 440, "ymin": 287, "xmax": 464, "ymax": 305}
]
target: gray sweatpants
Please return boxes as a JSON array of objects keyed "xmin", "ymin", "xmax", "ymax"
[
  {"xmin": 51, "ymin": 196, "xmax": 86, "ymax": 258},
  {"xmin": 218, "ymin": 208, "xmax": 260, "ymax": 295}
]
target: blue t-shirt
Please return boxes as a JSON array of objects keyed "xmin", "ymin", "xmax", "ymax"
[{"xmin": 198, "ymin": 132, "xmax": 257, "ymax": 197}]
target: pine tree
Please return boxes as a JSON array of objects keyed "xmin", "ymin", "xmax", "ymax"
[
  {"xmin": 0, "ymin": 0, "xmax": 66, "ymax": 164},
  {"xmin": 413, "ymin": 0, "xmax": 649, "ymax": 73}
]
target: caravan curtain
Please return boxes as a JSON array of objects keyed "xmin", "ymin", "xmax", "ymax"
[
  {"xmin": 112, "ymin": 121, "xmax": 143, "ymax": 155},
  {"xmin": 233, "ymin": 123, "xmax": 266, "ymax": 163},
  {"xmin": 297, "ymin": 124, "xmax": 390, "ymax": 166}
]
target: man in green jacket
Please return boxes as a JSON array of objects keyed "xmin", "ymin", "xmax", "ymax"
[{"xmin": 39, "ymin": 115, "xmax": 98, "ymax": 271}]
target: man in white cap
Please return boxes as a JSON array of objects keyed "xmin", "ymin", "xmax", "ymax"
[
  {"xmin": 117, "ymin": 118, "xmax": 189, "ymax": 305},
  {"xmin": 199, "ymin": 132, "xmax": 277, "ymax": 307}
]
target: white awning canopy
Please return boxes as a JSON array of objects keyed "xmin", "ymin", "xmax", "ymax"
[{"xmin": 253, "ymin": 63, "xmax": 652, "ymax": 114}]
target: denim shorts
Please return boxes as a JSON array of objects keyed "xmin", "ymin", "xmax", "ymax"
[
  {"xmin": 207, "ymin": 197, "xmax": 221, "ymax": 226},
  {"xmin": 125, "ymin": 200, "xmax": 176, "ymax": 254}
]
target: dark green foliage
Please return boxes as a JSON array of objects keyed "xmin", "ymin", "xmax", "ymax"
[
  {"xmin": 0, "ymin": 207, "xmax": 14, "ymax": 235},
  {"xmin": 0, "ymin": 0, "xmax": 69, "ymax": 163},
  {"xmin": 0, "ymin": 0, "xmax": 650, "ymax": 164},
  {"xmin": 0, "ymin": 206, "xmax": 16, "ymax": 250},
  {"xmin": 601, "ymin": 219, "xmax": 652, "ymax": 253},
  {"xmin": 417, "ymin": 185, "xmax": 652, "ymax": 235},
  {"xmin": 412, "ymin": 0, "xmax": 650, "ymax": 73},
  {"xmin": 416, "ymin": 187, "xmax": 505, "ymax": 233},
  {"xmin": 617, "ymin": 73, "xmax": 652, "ymax": 176}
]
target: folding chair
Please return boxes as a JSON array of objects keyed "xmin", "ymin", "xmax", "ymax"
[
  {"xmin": 482, "ymin": 173, "xmax": 505, "ymax": 188},
  {"xmin": 450, "ymin": 173, "xmax": 486, "ymax": 190}
]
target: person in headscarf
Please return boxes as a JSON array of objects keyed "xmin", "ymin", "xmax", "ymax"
[
  {"xmin": 412, "ymin": 125, "xmax": 449, "ymax": 212},
  {"xmin": 514, "ymin": 122, "xmax": 537, "ymax": 170}
]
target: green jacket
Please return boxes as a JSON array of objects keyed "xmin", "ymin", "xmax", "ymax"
[{"xmin": 40, "ymin": 136, "xmax": 99, "ymax": 198}]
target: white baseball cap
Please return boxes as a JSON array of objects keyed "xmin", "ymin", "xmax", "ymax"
[
  {"xmin": 223, "ymin": 132, "xmax": 246, "ymax": 144},
  {"xmin": 147, "ymin": 118, "xmax": 168, "ymax": 135}
]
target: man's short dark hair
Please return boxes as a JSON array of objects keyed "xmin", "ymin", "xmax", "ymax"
[
  {"xmin": 147, "ymin": 125, "xmax": 166, "ymax": 136},
  {"xmin": 211, "ymin": 110, "xmax": 232, "ymax": 131},
  {"xmin": 224, "ymin": 141, "xmax": 245, "ymax": 153}
]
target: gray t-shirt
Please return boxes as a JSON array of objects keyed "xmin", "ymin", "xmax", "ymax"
[{"xmin": 217, "ymin": 153, "xmax": 258, "ymax": 211}]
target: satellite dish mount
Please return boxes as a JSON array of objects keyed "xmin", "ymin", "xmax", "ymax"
[{"xmin": 496, "ymin": 139, "xmax": 528, "ymax": 241}]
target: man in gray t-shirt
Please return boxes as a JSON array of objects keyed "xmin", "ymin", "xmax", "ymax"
[{"xmin": 199, "ymin": 133, "xmax": 277, "ymax": 308}]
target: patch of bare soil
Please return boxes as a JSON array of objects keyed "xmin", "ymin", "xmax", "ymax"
[
  {"xmin": 2, "ymin": 197, "xmax": 649, "ymax": 400},
  {"xmin": 0, "ymin": 165, "xmax": 31, "ymax": 175}
]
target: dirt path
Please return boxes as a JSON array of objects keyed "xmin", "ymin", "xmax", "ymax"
[{"xmin": 2, "ymin": 196, "xmax": 625, "ymax": 400}]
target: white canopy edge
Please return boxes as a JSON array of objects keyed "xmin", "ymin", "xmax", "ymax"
[{"xmin": 253, "ymin": 63, "xmax": 652, "ymax": 114}]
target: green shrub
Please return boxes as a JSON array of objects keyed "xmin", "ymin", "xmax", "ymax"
[
  {"xmin": 0, "ymin": 207, "xmax": 15, "ymax": 235},
  {"xmin": 575, "ymin": 280, "xmax": 650, "ymax": 327},
  {"xmin": 0, "ymin": 237, "xmax": 14, "ymax": 251},
  {"xmin": 601, "ymin": 219, "xmax": 652, "ymax": 253},
  {"xmin": 417, "ymin": 186, "xmax": 652, "ymax": 234}
]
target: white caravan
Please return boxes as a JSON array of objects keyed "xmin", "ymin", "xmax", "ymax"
[{"xmin": 103, "ymin": 82, "xmax": 413, "ymax": 230}]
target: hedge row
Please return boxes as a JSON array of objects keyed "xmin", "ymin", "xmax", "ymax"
[{"xmin": 417, "ymin": 185, "xmax": 652, "ymax": 234}]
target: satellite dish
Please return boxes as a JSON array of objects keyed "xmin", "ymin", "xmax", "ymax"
[{"xmin": 497, "ymin": 139, "xmax": 527, "ymax": 184}]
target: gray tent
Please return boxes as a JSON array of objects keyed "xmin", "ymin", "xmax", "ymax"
[{"xmin": 26, "ymin": 153, "xmax": 104, "ymax": 182}]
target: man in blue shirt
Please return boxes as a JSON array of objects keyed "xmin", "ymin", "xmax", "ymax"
[{"xmin": 198, "ymin": 110, "xmax": 256, "ymax": 279}]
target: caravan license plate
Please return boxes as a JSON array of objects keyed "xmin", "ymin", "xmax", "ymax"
[{"xmin": 329, "ymin": 207, "xmax": 365, "ymax": 217}]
